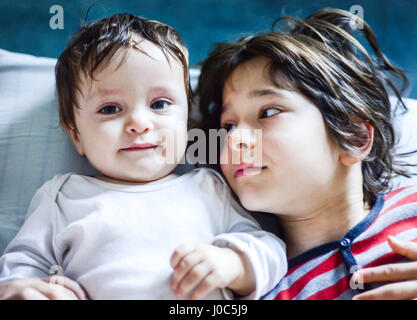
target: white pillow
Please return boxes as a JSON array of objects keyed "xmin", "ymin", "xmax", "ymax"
[
  {"xmin": 0, "ymin": 49, "xmax": 99, "ymax": 254},
  {"xmin": 0, "ymin": 48, "xmax": 416, "ymax": 254},
  {"xmin": 391, "ymin": 96, "xmax": 417, "ymax": 188}
]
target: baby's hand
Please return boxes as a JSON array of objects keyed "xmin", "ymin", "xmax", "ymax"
[
  {"xmin": 170, "ymin": 243, "xmax": 254, "ymax": 300},
  {"xmin": 0, "ymin": 276, "xmax": 88, "ymax": 300}
]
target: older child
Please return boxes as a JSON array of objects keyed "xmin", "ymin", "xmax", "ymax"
[
  {"xmin": 198, "ymin": 8, "xmax": 417, "ymax": 299},
  {"xmin": 0, "ymin": 13, "xmax": 286, "ymax": 300}
]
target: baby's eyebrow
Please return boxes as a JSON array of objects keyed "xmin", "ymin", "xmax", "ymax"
[
  {"xmin": 89, "ymin": 88, "xmax": 123, "ymax": 99},
  {"xmin": 147, "ymin": 86, "xmax": 174, "ymax": 96}
]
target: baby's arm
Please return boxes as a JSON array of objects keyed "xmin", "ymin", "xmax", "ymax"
[
  {"xmin": 170, "ymin": 169, "xmax": 287, "ymax": 300},
  {"xmin": 210, "ymin": 194, "xmax": 287, "ymax": 300},
  {"xmin": 0, "ymin": 276, "xmax": 87, "ymax": 300},
  {"xmin": 0, "ymin": 185, "xmax": 87, "ymax": 300},
  {"xmin": 170, "ymin": 243, "xmax": 254, "ymax": 300}
]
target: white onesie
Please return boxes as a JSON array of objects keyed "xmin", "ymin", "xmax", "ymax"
[{"xmin": 0, "ymin": 168, "xmax": 286, "ymax": 299}]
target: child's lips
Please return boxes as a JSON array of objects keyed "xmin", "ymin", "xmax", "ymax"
[
  {"xmin": 233, "ymin": 163, "xmax": 266, "ymax": 178},
  {"xmin": 120, "ymin": 143, "xmax": 158, "ymax": 151}
]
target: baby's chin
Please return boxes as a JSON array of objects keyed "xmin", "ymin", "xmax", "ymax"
[{"xmin": 96, "ymin": 163, "xmax": 179, "ymax": 185}]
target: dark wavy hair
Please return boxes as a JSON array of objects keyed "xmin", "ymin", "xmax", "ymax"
[
  {"xmin": 198, "ymin": 8, "xmax": 414, "ymax": 207},
  {"xmin": 56, "ymin": 12, "xmax": 191, "ymax": 135}
]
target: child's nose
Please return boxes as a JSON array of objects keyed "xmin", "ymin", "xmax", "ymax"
[
  {"xmin": 229, "ymin": 129, "xmax": 257, "ymax": 152},
  {"xmin": 125, "ymin": 111, "xmax": 153, "ymax": 135}
]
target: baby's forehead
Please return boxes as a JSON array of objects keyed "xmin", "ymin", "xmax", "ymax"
[{"xmin": 77, "ymin": 42, "xmax": 185, "ymax": 98}]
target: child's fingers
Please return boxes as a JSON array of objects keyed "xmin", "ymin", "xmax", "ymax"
[
  {"xmin": 42, "ymin": 276, "xmax": 88, "ymax": 300},
  {"xmin": 388, "ymin": 236, "xmax": 417, "ymax": 260},
  {"xmin": 175, "ymin": 262, "xmax": 211, "ymax": 299},
  {"xmin": 17, "ymin": 287, "xmax": 50, "ymax": 300},
  {"xmin": 170, "ymin": 243, "xmax": 197, "ymax": 269},
  {"xmin": 28, "ymin": 279, "xmax": 78, "ymax": 300},
  {"xmin": 353, "ymin": 261, "xmax": 417, "ymax": 284},
  {"xmin": 353, "ymin": 279, "xmax": 417, "ymax": 300},
  {"xmin": 172, "ymin": 251, "xmax": 203, "ymax": 291},
  {"xmin": 9, "ymin": 279, "xmax": 76, "ymax": 300},
  {"xmin": 189, "ymin": 272, "xmax": 219, "ymax": 300},
  {"xmin": 0, "ymin": 278, "xmax": 48, "ymax": 300},
  {"xmin": 40, "ymin": 283, "xmax": 80, "ymax": 300}
]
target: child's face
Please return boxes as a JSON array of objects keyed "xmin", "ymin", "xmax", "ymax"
[
  {"xmin": 220, "ymin": 56, "xmax": 346, "ymax": 216},
  {"xmin": 68, "ymin": 41, "xmax": 188, "ymax": 183}
]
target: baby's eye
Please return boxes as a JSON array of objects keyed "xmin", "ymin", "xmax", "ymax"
[
  {"xmin": 222, "ymin": 123, "xmax": 236, "ymax": 132},
  {"xmin": 150, "ymin": 100, "xmax": 170, "ymax": 110},
  {"xmin": 260, "ymin": 108, "xmax": 281, "ymax": 119},
  {"xmin": 98, "ymin": 105, "xmax": 122, "ymax": 115}
]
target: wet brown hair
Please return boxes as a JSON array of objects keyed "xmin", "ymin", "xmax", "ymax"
[
  {"xmin": 198, "ymin": 8, "xmax": 414, "ymax": 206},
  {"xmin": 56, "ymin": 12, "xmax": 191, "ymax": 135}
]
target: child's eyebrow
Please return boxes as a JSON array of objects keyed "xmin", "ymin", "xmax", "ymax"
[
  {"xmin": 248, "ymin": 88, "xmax": 285, "ymax": 99},
  {"xmin": 222, "ymin": 88, "xmax": 285, "ymax": 112}
]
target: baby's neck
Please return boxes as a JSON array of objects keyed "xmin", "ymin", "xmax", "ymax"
[
  {"xmin": 278, "ymin": 192, "xmax": 370, "ymax": 260},
  {"xmin": 95, "ymin": 172, "xmax": 179, "ymax": 186}
]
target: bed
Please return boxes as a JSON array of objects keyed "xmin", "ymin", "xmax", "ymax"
[{"xmin": 1, "ymin": 48, "xmax": 416, "ymax": 254}]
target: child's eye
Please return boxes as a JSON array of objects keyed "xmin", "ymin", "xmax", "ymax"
[
  {"xmin": 150, "ymin": 100, "xmax": 170, "ymax": 110},
  {"xmin": 260, "ymin": 108, "xmax": 282, "ymax": 119},
  {"xmin": 98, "ymin": 105, "xmax": 122, "ymax": 115},
  {"xmin": 222, "ymin": 123, "xmax": 236, "ymax": 132}
]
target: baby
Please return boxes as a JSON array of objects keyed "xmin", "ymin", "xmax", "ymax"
[{"xmin": 0, "ymin": 13, "xmax": 286, "ymax": 300}]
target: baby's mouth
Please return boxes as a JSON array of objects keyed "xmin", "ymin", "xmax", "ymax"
[{"xmin": 120, "ymin": 143, "xmax": 158, "ymax": 151}]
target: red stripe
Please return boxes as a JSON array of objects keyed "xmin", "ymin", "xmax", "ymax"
[
  {"xmin": 362, "ymin": 191, "xmax": 417, "ymax": 238},
  {"xmin": 286, "ymin": 259, "xmax": 312, "ymax": 277},
  {"xmin": 364, "ymin": 250, "xmax": 405, "ymax": 269},
  {"xmin": 306, "ymin": 275, "xmax": 350, "ymax": 300},
  {"xmin": 385, "ymin": 186, "xmax": 411, "ymax": 201},
  {"xmin": 378, "ymin": 192, "xmax": 417, "ymax": 220},
  {"xmin": 352, "ymin": 216, "xmax": 417, "ymax": 255},
  {"xmin": 274, "ymin": 252, "xmax": 343, "ymax": 300}
]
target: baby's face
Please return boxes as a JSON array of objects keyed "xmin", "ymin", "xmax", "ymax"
[
  {"xmin": 69, "ymin": 41, "xmax": 188, "ymax": 183},
  {"xmin": 220, "ymin": 56, "xmax": 345, "ymax": 216}
]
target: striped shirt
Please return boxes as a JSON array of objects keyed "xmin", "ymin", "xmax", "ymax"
[{"xmin": 262, "ymin": 185, "xmax": 417, "ymax": 300}]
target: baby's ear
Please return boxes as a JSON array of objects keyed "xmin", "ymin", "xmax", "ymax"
[
  {"xmin": 63, "ymin": 124, "xmax": 85, "ymax": 156},
  {"xmin": 339, "ymin": 119, "xmax": 374, "ymax": 167}
]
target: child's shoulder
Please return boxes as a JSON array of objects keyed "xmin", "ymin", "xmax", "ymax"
[
  {"xmin": 382, "ymin": 184, "xmax": 417, "ymax": 212},
  {"xmin": 189, "ymin": 167, "xmax": 229, "ymax": 187},
  {"xmin": 36, "ymin": 172, "xmax": 78, "ymax": 199},
  {"xmin": 385, "ymin": 185, "xmax": 417, "ymax": 201},
  {"xmin": 187, "ymin": 167, "xmax": 232, "ymax": 198}
]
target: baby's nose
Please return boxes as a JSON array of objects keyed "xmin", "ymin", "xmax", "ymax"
[{"xmin": 125, "ymin": 111, "xmax": 153, "ymax": 134}]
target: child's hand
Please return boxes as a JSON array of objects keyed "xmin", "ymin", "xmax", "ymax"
[
  {"xmin": 353, "ymin": 236, "xmax": 417, "ymax": 300},
  {"xmin": 0, "ymin": 276, "xmax": 88, "ymax": 300},
  {"xmin": 170, "ymin": 243, "xmax": 255, "ymax": 300}
]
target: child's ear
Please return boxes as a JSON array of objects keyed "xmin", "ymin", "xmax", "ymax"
[
  {"xmin": 64, "ymin": 124, "xmax": 85, "ymax": 156},
  {"xmin": 339, "ymin": 120, "xmax": 374, "ymax": 167}
]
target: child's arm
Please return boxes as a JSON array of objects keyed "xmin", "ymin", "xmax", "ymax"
[
  {"xmin": 0, "ymin": 276, "xmax": 87, "ymax": 300},
  {"xmin": 0, "ymin": 180, "xmax": 88, "ymax": 299},
  {"xmin": 170, "ymin": 169, "xmax": 287, "ymax": 300},
  {"xmin": 0, "ymin": 188, "xmax": 60, "ymax": 281},
  {"xmin": 170, "ymin": 243, "xmax": 255, "ymax": 299},
  {"xmin": 210, "ymin": 194, "xmax": 287, "ymax": 300}
]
